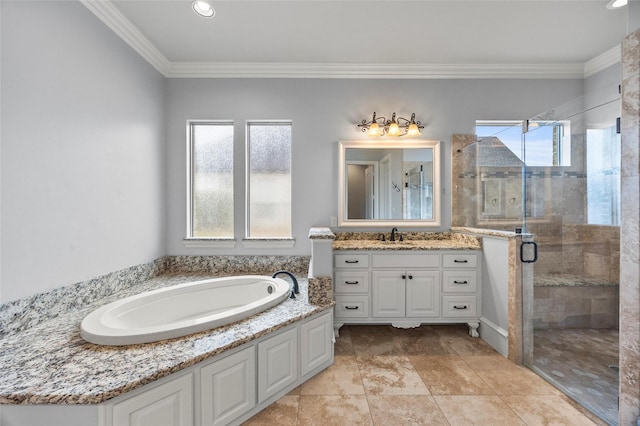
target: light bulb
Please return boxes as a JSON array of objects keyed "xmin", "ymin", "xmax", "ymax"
[
  {"xmin": 368, "ymin": 122, "xmax": 381, "ymax": 136},
  {"xmin": 388, "ymin": 122, "xmax": 400, "ymax": 136},
  {"xmin": 407, "ymin": 123, "xmax": 420, "ymax": 136},
  {"xmin": 192, "ymin": 0, "xmax": 215, "ymax": 17}
]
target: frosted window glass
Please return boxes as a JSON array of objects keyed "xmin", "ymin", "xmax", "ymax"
[
  {"xmin": 247, "ymin": 123, "xmax": 292, "ymax": 238},
  {"xmin": 190, "ymin": 123, "xmax": 234, "ymax": 238}
]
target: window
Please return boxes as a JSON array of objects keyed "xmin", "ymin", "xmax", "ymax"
[
  {"xmin": 187, "ymin": 121, "xmax": 234, "ymax": 239},
  {"xmin": 476, "ymin": 120, "xmax": 571, "ymax": 167},
  {"xmin": 587, "ymin": 126, "xmax": 621, "ymax": 226},
  {"xmin": 246, "ymin": 122, "xmax": 292, "ymax": 239}
]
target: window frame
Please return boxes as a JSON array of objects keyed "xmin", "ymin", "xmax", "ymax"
[
  {"xmin": 244, "ymin": 120, "xmax": 294, "ymax": 248},
  {"xmin": 475, "ymin": 119, "xmax": 571, "ymax": 167},
  {"xmin": 185, "ymin": 119, "xmax": 236, "ymax": 247}
]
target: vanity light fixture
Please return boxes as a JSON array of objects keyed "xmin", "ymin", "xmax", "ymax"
[
  {"xmin": 192, "ymin": 0, "xmax": 215, "ymax": 18},
  {"xmin": 358, "ymin": 112, "xmax": 424, "ymax": 137},
  {"xmin": 606, "ymin": 0, "xmax": 627, "ymax": 9}
]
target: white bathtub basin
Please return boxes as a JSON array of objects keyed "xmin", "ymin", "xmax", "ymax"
[{"xmin": 80, "ymin": 275, "xmax": 291, "ymax": 346}]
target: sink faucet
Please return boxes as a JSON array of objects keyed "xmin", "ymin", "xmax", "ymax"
[
  {"xmin": 272, "ymin": 270, "xmax": 299, "ymax": 299},
  {"xmin": 390, "ymin": 227, "xmax": 398, "ymax": 242}
]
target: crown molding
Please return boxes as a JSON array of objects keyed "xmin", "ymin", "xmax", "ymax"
[
  {"xmin": 80, "ymin": 0, "xmax": 170, "ymax": 75},
  {"xmin": 82, "ymin": 0, "xmax": 615, "ymax": 80},
  {"xmin": 166, "ymin": 62, "xmax": 585, "ymax": 79},
  {"xmin": 584, "ymin": 44, "xmax": 622, "ymax": 78}
]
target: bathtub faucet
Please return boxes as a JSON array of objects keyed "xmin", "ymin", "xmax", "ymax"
[{"xmin": 272, "ymin": 270, "xmax": 300, "ymax": 299}]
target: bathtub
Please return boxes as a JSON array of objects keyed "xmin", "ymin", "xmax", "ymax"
[{"xmin": 80, "ymin": 275, "xmax": 291, "ymax": 346}]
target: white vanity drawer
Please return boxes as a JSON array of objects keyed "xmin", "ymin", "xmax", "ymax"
[
  {"xmin": 335, "ymin": 296, "xmax": 370, "ymax": 318},
  {"xmin": 334, "ymin": 271, "xmax": 369, "ymax": 294},
  {"xmin": 442, "ymin": 271, "xmax": 477, "ymax": 293},
  {"xmin": 442, "ymin": 296, "xmax": 477, "ymax": 318},
  {"xmin": 442, "ymin": 253, "xmax": 478, "ymax": 268},
  {"xmin": 334, "ymin": 254, "xmax": 369, "ymax": 268},
  {"xmin": 371, "ymin": 253, "xmax": 439, "ymax": 269}
]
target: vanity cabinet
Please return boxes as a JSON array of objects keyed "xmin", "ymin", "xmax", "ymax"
[{"xmin": 334, "ymin": 251, "xmax": 481, "ymax": 336}]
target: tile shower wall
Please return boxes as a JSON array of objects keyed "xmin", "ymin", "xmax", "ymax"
[{"xmin": 452, "ymin": 133, "xmax": 620, "ymax": 330}]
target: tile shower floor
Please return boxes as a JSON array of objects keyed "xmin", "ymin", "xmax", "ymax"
[
  {"xmin": 532, "ymin": 329, "xmax": 619, "ymax": 426},
  {"xmin": 243, "ymin": 324, "xmax": 604, "ymax": 426}
]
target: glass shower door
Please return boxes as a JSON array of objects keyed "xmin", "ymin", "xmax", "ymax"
[{"xmin": 521, "ymin": 82, "xmax": 621, "ymax": 425}]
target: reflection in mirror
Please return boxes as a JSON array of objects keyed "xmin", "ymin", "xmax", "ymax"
[{"xmin": 339, "ymin": 140, "xmax": 441, "ymax": 227}]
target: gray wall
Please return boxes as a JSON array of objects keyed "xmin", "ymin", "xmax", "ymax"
[
  {"xmin": 165, "ymin": 78, "xmax": 584, "ymax": 255},
  {"xmin": 0, "ymin": 1, "xmax": 166, "ymax": 302}
]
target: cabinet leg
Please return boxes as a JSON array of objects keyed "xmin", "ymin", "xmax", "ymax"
[
  {"xmin": 333, "ymin": 322, "xmax": 344, "ymax": 338},
  {"xmin": 467, "ymin": 322, "xmax": 480, "ymax": 338}
]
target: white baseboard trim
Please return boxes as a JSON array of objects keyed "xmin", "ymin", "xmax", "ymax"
[{"xmin": 480, "ymin": 316, "xmax": 509, "ymax": 357}]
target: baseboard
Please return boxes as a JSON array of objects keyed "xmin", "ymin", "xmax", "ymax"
[{"xmin": 480, "ymin": 316, "xmax": 509, "ymax": 357}]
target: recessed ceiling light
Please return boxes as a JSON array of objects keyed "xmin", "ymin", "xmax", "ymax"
[
  {"xmin": 192, "ymin": 0, "xmax": 215, "ymax": 18},
  {"xmin": 606, "ymin": 0, "xmax": 627, "ymax": 9}
]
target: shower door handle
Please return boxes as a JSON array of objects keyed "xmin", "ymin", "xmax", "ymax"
[{"xmin": 520, "ymin": 241, "xmax": 538, "ymax": 263}]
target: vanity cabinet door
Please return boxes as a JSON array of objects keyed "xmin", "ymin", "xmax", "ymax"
[
  {"xmin": 406, "ymin": 271, "xmax": 440, "ymax": 318},
  {"xmin": 301, "ymin": 310, "xmax": 334, "ymax": 376},
  {"xmin": 371, "ymin": 271, "xmax": 406, "ymax": 317},
  {"xmin": 201, "ymin": 346, "xmax": 256, "ymax": 426},
  {"xmin": 110, "ymin": 373, "xmax": 194, "ymax": 426},
  {"xmin": 258, "ymin": 327, "xmax": 298, "ymax": 403}
]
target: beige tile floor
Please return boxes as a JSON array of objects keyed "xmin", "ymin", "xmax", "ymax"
[{"xmin": 243, "ymin": 324, "xmax": 606, "ymax": 426}]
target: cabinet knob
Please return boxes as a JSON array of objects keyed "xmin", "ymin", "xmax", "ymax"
[
  {"xmin": 401, "ymin": 275, "xmax": 406, "ymax": 279},
  {"xmin": 408, "ymin": 275, "xmax": 413, "ymax": 279}
]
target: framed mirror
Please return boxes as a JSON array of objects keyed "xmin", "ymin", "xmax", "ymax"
[{"xmin": 338, "ymin": 140, "xmax": 441, "ymax": 227}]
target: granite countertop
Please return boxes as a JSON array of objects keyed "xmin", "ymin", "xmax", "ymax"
[
  {"xmin": 332, "ymin": 239, "xmax": 480, "ymax": 251},
  {"xmin": 332, "ymin": 231, "xmax": 482, "ymax": 251},
  {"xmin": 0, "ymin": 274, "xmax": 330, "ymax": 405}
]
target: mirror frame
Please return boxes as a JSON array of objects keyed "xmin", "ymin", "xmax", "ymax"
[{"xmin": 338, "ymin": 139, "xmax": 441, "ymax": 228}]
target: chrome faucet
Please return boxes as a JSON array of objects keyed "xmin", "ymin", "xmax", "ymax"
[
  {"xmin": 390, "ymin": 227, "xmax": 398, "ymax": 241},
  {"xmin": 272, "ymin": 270, "xmax": 299, "ymax": 299}
]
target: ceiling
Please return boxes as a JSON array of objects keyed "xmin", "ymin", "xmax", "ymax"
[{"xmin": 84, "ymin": 0, "xmax": 631, "ymax": 78}]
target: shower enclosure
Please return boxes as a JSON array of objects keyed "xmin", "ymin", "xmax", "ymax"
[
  {"xmin": 455, "ymin": 82, "xmax": 621, "ymax": 425},
  {"xmin": 404, "ymin": 165, "xmax": 433, "ymax": 220}
]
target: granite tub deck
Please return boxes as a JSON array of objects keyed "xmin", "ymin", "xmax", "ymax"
[
  {"xmin": 332, "ymin": 231, "xmax": 482, "ymax": 251},
  {"xmin": 0, "ymin": 272, "xmax": 332, "ymax": 405}
]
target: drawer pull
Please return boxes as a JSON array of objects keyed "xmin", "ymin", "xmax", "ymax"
[
  {"xmin": 453, "ymin": 305, "xmax": 468, "ymax": 310},
  {"xmin": 453, "ymin": 280, "xmax": 468, "ymax": 284},
  {"xmin": 454, "ymin": 259, "xmax": 469, "ymax": 263},
  {"xmin": 344, "ymin": 306, "xmax": 360, "ymax": 310},
  {"xmin": 344, "ymin": 281, "xmax": 360, "ymax": 285},
  {"xmin": 345, "ymin": 260, "xmax": 360, "ymax": 264}
]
